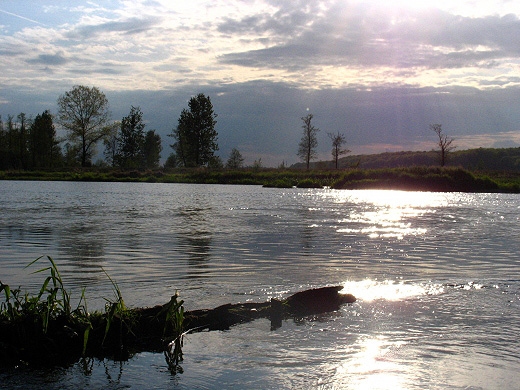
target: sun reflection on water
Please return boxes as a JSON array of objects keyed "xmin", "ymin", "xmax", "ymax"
[
  {"xmin": 341, "ymin": 279, "xmax": 444, "ymax": 302},
  {"xmin": 326, "ymin": 189, "xmax": 445, "ymax": 239},
  {"xmin": 333, "ymin": 336, "xmax": 409, "ymax": 390},
  {"xmin": 332, "ymin": 277, "xmax": 445, "ymax": 389}
]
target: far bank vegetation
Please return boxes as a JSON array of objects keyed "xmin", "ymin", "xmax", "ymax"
[{"xmin": 1, "ymin": 85, "xmax": 519, "ymax": 192}]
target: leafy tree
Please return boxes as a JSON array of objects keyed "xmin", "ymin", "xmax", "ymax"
[
  {"xmin": 226, "ymin": 147, "xmax": 244, "ymax": 169},
  {"xmin": 430, "ymin": 124, "xmax": 456, "ymax": 167},
  {"xmin": 164, "ymin": 153, "xmax": 178, "ymax": 169},
  {"xmin": 117, "ymin": 106, "xmax": 145, "ymax": 169},
  {"xmin": 17, "ymin": 113, "xmax": 30, "ymax": 169},
  {"xmin": 208, "ymin": 155, "xmax": 224, "ymax": 169},
  {"xmin": 0, "ymin": 114, "xmax": 29, "ymax": 169},
  {"xmin": 170, "ymin": 93, "xmax": 218, "ymax": 167},
  {"xmin": 297, "ymin": 113, "xmax": 319, "ymax": 170},
  {"xmin": 0, "ymin": 116, "xmax": 7, "ymax": 169},
  {"xmin": 5, "ymin": 115, "xmax": 20, "ymax": 169},
  {"xmin": 103, "ymin": 122, "xmax": 121, "ymax": 168},
  {"xmin": 57, "ymin": 85, "xmax": 110, "ymax": 167},
  {"xmin": 29, "ymin": 110, "xmax": 61, "ymax": 168},
  {"xmin": 143, "ymin": 130, "xmax": 162, "ymax": 169},
  {"xmin": 63, "ymin": 142, "xmax": 82, "ymax": 167},
  {"xmin": 328, "ymin": 132, "xmax": 350, "ymax": 169}
]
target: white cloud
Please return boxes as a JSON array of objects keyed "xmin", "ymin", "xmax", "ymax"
[{"xmin": 2, "ymin": 0, "xmax": 519, "ymax": 93}]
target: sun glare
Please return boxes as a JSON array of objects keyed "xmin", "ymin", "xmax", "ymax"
[
  {"xmin": 341, "ymin": 279, "xmax": 444, "ymax": 302},
  {"xmin": 333, "ymin": 335, "xmax": 409, "ymax": 389},
  {"xmin": 358, "ymin": 0, "xmax": 505, "ymax": 18},
  {"xmin": 329, "ymin": 190, "xmax": 443, "ymax": 239}
]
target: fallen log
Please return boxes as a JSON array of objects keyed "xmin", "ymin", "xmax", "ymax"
[{"xmin": 0, "ymin": 286, "xmax": 355, "ymax": 366}]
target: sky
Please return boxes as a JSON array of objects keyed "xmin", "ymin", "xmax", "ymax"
[{"xmin": 1, "ymin": 0, "xmax": 520, "ymax": 166}]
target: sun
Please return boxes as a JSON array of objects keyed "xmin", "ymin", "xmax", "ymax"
[{"xmin": 356, "ymin": 0, "xmax": 500, "ymax": 18}]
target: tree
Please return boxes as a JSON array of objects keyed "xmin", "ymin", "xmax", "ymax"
[
  {"xmin": 117, "ymin": 106, "xmax": 146, "ymax": 169},
  {"xmin": 430, "ymin": 124, "xmax": 456, "ymax": 167},
  {"xmin": 164, "ymin": 153, "xmax": 178, "ymax": 169},
  {"xmin": 208, "ymin": 155, "xmax": 223, "ymax": 169},
  {"xmin": 252, "ymin": 158, "xmax": 262, "ymax": 170},
  {"xmin": 103, "ymin": 122, "xmax": 121, "ymax": 168},
  {"xmin": 143, "ymin": 130, "xmax": 162, "ymax": 169},
  {"xmin": 29, "ymin": 110, "xmax": 61, "ymax": 168},
  {"xmin": 226, "ymin": 147, "xmax": 244, "ymax": 169},
  {"xmin": 0, "ymin": 114, "xmax": 30, "ymax": 169},
  {"xmin": 63, "ymin": 142, "xmax": 82, "ymax": 167},
  {"xmin": 328, "ymin": 132, "xmax": 350, "ymax": 169},
  {"xmin": 0, "ymin": 116, "xmax": 8, "ymax": 169},
  {"xmin": 57, "ymin": 85, "xmax": 110, "ymax": 167},
  {"xmin": 170, "ymin": 93, "xmax": 218, "ymax": 167},
  {"xmin": 297, "ymin": 114, "xmax": 319, "ymax": 170},
  {"xmin": 17, "ymin": 113, "xmax": 30, "ymax": 169}
]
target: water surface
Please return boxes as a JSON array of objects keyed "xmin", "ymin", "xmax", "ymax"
[{"xmin": 0, "ymin": 181, "xmax": 519, "ymax": 389}]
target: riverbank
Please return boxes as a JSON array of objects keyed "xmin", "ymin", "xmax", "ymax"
[{"xmin": 1, "ymin": 166, "xmax": 519, "ymax": 192}]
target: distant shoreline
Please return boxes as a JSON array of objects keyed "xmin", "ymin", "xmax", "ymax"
[{"xmin": 1, "ymin": 166, "xmax": 519, "ymax": 193}]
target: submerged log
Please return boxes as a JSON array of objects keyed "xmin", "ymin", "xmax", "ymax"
[
  {"xmin": 183, "ymin": 286, "xmax": 356, "ymax": 331},
  {"xmin": 0, "ymin": 286, "xmax": 355, "ymax": 366}
]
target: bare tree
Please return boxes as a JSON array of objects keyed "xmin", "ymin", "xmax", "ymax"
[
  {"xmin": 327, "ymin": 132, "xmax": 350, "ymax": 169},
  {"xmin": 297, "ymin": 114, "xmax": 319, "ymax": 170},
  {"xmin": 430, "ymin": 124, "xmax": 456, "ymax": 167},
  {"xmin": 57, "ymin": 85, "xmax": 111, "ymax": 167}
]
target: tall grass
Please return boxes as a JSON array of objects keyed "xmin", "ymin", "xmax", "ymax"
[
  {"xmin": 1, "ymin": 256, "xmax": 91, "ymax": 353},
  {"xmin": 0, "ymin": 256, "xmax": 186, "ymax": 365}
]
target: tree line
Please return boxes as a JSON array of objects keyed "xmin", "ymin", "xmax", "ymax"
[
  {"xmin": 0, "ymin": 111, "xmax": 62, "ymax": 170},
  {"xmin": 0, "ymin": 87, "xmax": 219, "ymax": 170},
  {"xmin": 1, "ymin": 85, "xmax": 455, "ymax": 171}
]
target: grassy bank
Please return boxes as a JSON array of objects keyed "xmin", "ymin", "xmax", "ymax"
[
  {"xmin": 1, "ymin": 257, "xmax": 355, "ymax": 368},
  {"xmin": 0, "ymin": 256, "xmax": 188, "ymax": 367},
  {"xmin": 0, "ymin": 166, "xmax": 519, "ymax": 193}
]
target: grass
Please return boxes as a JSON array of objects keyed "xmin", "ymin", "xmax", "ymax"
[
  {"xmin": 1, "ymin": 256, "xmax": 91, "ymax": 355},
  {"xmin": 331, "ymin": 166, "xmax": 506, "ymax": 192},
  {"xmin": 0, "ymin": 256, "xmax": 186, "ymax": 367},
  {"xmin": 1, "ymin": 166, "xmax": 518, "ymax": 192}
]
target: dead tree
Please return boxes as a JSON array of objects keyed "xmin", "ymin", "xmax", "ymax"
[
  {"xmin": 430, "ymin": 124, "xmax": 456, "ymax": 167},
  {"xmin": 297, "ymin": 114, "xmax": 319, "ymax": 170}
]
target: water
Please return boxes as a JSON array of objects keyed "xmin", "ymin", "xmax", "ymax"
[{"xmin": 0, "ymin": 181, "xmax": 519, "ymax": 389}]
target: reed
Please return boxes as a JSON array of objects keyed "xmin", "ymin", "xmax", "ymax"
[{"xmin": 0, "ymin": 256, "xmax": 187, "ymax": 366}]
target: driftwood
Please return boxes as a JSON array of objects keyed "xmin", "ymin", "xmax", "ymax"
[{"xmin": 0, "ymin": 286, "xmax": 355, "ymax": 366}]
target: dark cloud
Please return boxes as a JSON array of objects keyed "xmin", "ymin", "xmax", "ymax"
[
  {"xmin": 26, "ymin": 53, "xmax": 68, "ymax": 66},
  {"xmin": 68, "ymin": 67, "xmax": 123, "ymax": 75},
  {"xmin": 0, "ymin": 45, "xmax": 25, "ymax": 57},
  {"xmin": 218, "ymin": 4, "xmax": 520, "ymax": 71},
  {"xmin": 218, "ymin": 8, "xmax": 314, "ymax": 38}
]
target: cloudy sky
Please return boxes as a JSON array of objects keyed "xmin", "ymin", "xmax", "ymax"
[{"xmin": 1, "ymin": 0, "xmax": 520, "ymax": 166}]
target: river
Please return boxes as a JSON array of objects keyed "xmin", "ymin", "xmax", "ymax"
[{"xmin": 0, "ymin": 181, "xmax": 519, "ymax": 389}]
